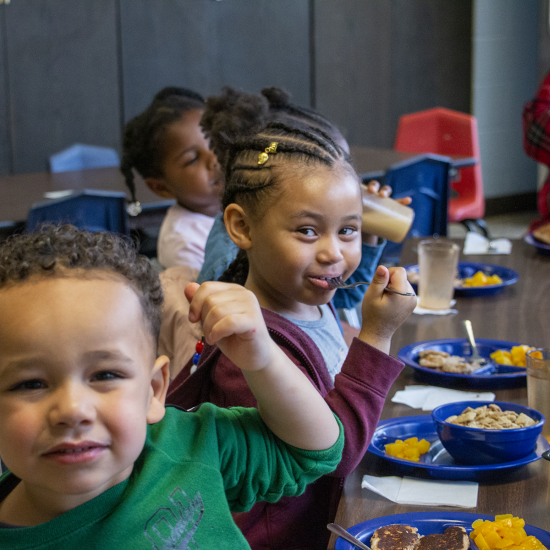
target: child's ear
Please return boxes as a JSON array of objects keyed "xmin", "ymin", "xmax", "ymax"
[
  {"xmin": 224, "ymin": 203, "xmax": 252, "ymax": 250},
  {"xmin": 146, "ymin": 355, "xmax": 170, "ymax": 424},
  {"xmin": 144, "ymin": 177, "xmax": 176, "ymax": 200}
]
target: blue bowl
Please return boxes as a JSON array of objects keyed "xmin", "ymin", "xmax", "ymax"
[{"xmin": 431, "ymin": 401, "xmax": 544, "ymax": 465}]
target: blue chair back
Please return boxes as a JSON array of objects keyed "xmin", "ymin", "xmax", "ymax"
[
  {"xmin": 50, "ymin": 144, "xmax": 120, "ymax": 173},
  {"xmin": 377, "ymin": 155, "xmax": 450, "ymax": 264},
  {"xmin": 26, "ymin": 190, "xmax": 129, "ymax": 236}
]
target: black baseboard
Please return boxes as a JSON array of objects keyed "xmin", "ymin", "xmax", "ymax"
[{"xmin": 484, "ymin": 192, "xmax": 538, "ymax": 217}]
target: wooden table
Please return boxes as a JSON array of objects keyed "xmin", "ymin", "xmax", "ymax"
[
  {"xmin": 328, "ymin": 237, "xmax": 550, "ymax": 549},
  {"xmin": 0, "ymin": 166, "xmax": 165, "ymax": 222},
  {"xmin": 350, "ymin": 146, "xmax": 477, "ymax": 181}
]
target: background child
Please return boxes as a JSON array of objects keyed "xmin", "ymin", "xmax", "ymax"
[
  {"xmin": 121, "ymin": 86, "xmax": 224, "ymax": 270},
  {"xmin": 167, "ymin": 88, "xmax": 417, "ymax": 550},
  {"xmin": 121, "ymin": 86, "xmax": 224, "ymax": 378},
  {"xmin": 0, "ymin": 225, "xmax": 343, "ymax": 549}
]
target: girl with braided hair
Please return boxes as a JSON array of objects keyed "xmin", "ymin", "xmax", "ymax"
[
  {"xmin": 196, "ymin": 87, "xmax": 412, "ymax": 311},
  {"xmin": 166, "ymin": 87, "xmax": 416, "ymax": 550},
  {"xmin": 121, "ymin": 86, "xmax": 224, "ymax": 270}
]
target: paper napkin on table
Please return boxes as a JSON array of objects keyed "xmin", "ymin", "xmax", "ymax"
[
  {"xmin": 391, "ymin": 385, "xmax": 495, "ymax": 411},
  {"xmin": 463, "ymin": 232, "xmax": 512, "ymax": 255},
  {"xmin": 413, "ymin": 298, "xmax": 457, "ymax": 316},
  {"xmin": 361, "ymin": 475, "xmax": 478, "ymax": 507}
]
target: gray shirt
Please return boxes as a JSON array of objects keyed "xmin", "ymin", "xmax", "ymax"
[{"xmin": 281, "ymin": 304, "xmax": 348, "ymax": 382}]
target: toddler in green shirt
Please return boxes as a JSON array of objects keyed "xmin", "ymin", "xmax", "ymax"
[{"xmin": 0, "ymin": 224, "xmax": 343, "ymax": 549}]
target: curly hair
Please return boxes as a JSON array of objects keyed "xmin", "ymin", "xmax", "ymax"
[
  {"xmin": 201, "ymin": 86, "xmax": 357, "ymax": 285},
  {"xmin": 0, "ymin": 224, "xmax": 164, "ymax": 340},
  {"xmin": 120, "ymin": 86, "xmax": 206, "ymax": 207}
]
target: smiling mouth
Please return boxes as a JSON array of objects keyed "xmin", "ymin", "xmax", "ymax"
[{"xmin": 43, "ymin": 443, "xmax": 108, "ymax": 464}]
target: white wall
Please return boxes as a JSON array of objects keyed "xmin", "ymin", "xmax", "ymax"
[{"xmin": 473, "ymin": 0, "xmax": 539, "ymax": 200}]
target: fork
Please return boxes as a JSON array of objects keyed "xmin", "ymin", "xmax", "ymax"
[{"xmin": 326, "ymin": 276, "xmax": 416, "ymax": 297}]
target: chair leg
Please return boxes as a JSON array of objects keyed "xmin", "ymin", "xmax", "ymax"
[{"xmin": 460, "ymin": 218, "xmax": 489, "ymax": 239}]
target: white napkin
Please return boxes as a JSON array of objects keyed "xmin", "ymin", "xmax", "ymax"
[
  {"xmin": 391, "ymin": 385, "xmax": 495, "ymax": 411},
  {"xmin": 413, "ymin": 298, "xmax": 457, "ymax": 316},
  {"xmin": 43, "ymin": 190, "xmax": 75, "ymax": 199},
  {"xmin": 463, "ymin": 232, "xmax": 512, "ymax": 255},
  {"xmin": 361, "ymin": 475, "xmax": 478, "ymax": 507}
]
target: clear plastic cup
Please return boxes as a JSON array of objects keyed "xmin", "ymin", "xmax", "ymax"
[
  {"xmin": 526, "ymin": 348, "xmax": 550, "ymax": 442},
  {"xmin": 361, "ymin": 188, "xmax": 415, "ymax": 243},
  {"xmin": 418, "ymin": 239, "xmax": 460, "ymax": 310}
]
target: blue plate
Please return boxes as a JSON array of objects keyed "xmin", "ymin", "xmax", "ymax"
[
  {"xmin": 367, "ymin": 415, "xmax": 549, "ymax": 481},
  {"xmin": 525, "ymin": 233, "xmax": 550, "ymax": 256},
  {"xmin": 334, "ymin": 511, "xmax": 550, "ymax": 550},
  {"xmin": 398, "ymin": 338, "xmax": 526, "ymax": 389},
  {"xmin": 404, "ymin": 261, "xmax": 519, "ymax": 297}
]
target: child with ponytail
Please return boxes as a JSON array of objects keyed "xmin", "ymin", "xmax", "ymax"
[
  {"xmin": 121, "ymin": 86, "xmax": 223, "ymax": 270},
  {"xmin": 166, "ymin": 87, "xmax": 416, "ymax": 550},
  {"xmin": 121, "ymin": 87, "xmax": 224, "ymax": 376}
]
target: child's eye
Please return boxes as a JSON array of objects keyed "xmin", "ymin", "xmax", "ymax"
[
  {"xmin": 297, "ymin": 228, "xmax": 316, "ymax": 237},
  {"xmin": 339, "ymin": 227, "xmax": 358, "ymax": 236},
  {"xmin": 9, "ymin": 379, "xmax": 47, "ymax": 391},
  {"xmin": 91, "ymin": 371, "xmax": 124, "ymax": 382},
  {"xmin": 183, "ymin": 155, "xmax": 199, "ymax": 167}
]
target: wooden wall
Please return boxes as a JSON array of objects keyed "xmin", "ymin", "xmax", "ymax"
[
  {"xmin": 315, "ymin": 0, "xmax": 472, "ymax": 148},
  {"xmin": 0, "ymin": 0, "xmax": 472, "ymax": 176}
]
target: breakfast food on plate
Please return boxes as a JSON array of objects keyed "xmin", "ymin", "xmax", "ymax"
[
  {"xmin": 370, "ymin": 524, "xmax": 470, "ymax": 549},
  {"xmin": 490, "ymin": 345, "xmax": 540, "ymax": 367},
  {"xmin": 445, "ymin": 404, "xmax": 536, "ymax": 430},
  {"xmin": 371, "ymin": 524, "xmax": 422, "ymax": 549},
  {"xmin": 368, "ymin": 516, "xmax": 547, "ymax": 550},
  {"xmin": 417, "ymin": 350, "xmax": 478, "ymax": 374},
  {"xmin": 533, "ymin": 222, "xmax": 550, "ymax": 245},
  {"xmin": 384, "ymin": 437, "xmax": 431, "ymax": 462},
  {"xmin": 470, "ymin": 514, "xmax": 548, "ymax": 550},
  {"xmin": 415, "ymin": 526, "xmax": 470, "ymax": 549},
  {"xmin": 461, "ymin": 271, "xmax": 502, "ymax": 287}
]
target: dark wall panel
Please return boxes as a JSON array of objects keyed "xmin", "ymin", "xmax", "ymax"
[
  {"xmin": 120, "ymin": 0, "xmax": 310, "ymax": 121},
  {"xmin": 5, "ymin": 0, "xmax": 121, "ymax": 173},
  {"xmin": 315, "ymin": 0, "xmax": 472, "ymax": 148},
  {"xmin": 0, "ymin": 6, "xmax": 10, "ymax": 176}
]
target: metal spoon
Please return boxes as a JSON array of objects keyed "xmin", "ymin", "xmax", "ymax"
[
  {"xmin": 463, "ymin": 319, "xmax": 487, "ymax": 366},
  {"xmin": 327, "ymin": 523, "xmax": 372, "ymax": 550}
]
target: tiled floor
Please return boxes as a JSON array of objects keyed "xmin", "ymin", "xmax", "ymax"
[{"xmin": 448, "ymin": 210, "xmax": 539, "ymax": 240}]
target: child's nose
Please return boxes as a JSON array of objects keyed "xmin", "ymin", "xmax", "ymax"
[
  {"xmin": 48, "ymin": 384, "xmax": 96, "ymax": 427},
  {"xmin": 207, "ymin": 151, "xmax": 220, "ymax": 172},
  {"xmin": 317, "ymin": 235, "xmax": 345, "ymax": 264}
]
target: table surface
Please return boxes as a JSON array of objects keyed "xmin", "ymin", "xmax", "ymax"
[
  {"xmin": 350, "ymin": 145, "xmax": 477, "ymax": 180},
  {"xmin": 0, "ymin": 152, "xmax": 476, "ymax": 225},
  {"xmin": 0, "ymin": 166, "xmax": 160, "ymax": 223},
  {"xmin": 328, "ymin": 237, "xmax": 550, "ymax": 549}
]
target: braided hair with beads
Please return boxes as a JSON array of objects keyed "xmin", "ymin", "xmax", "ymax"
[
  {"xmin": 200, "ymin": 86, "xmax": 357, "ymax": 286},
  {"xmin": 120, "ymin": 87, "xmax": 205, "ymax": 215}
]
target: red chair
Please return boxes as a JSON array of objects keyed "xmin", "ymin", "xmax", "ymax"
[{"xmin": 394, "ymin": 107, "xmax": 485, "ymax": 231}]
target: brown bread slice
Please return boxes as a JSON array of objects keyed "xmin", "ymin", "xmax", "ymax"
[{"xmin": 371, "ymin": 524, "xmax": 421, "ymax": 550}]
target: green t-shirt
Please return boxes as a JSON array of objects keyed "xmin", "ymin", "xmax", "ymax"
[{"xmin": 0, "ymin": 404, "xmax": 343, "ymax": 549}]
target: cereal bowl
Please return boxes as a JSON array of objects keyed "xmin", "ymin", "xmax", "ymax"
[{"xmin": 431, "ymin": 401, "xmax": 544, "ymax": 465}]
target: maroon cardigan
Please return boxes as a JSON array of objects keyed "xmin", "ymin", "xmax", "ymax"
[{"xmin": 167, "ymin": 308, "xmax": 404, "ymax": 550}]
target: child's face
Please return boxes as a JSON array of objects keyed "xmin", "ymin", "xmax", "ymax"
[
  {"xmin": 0, "ymin": 275, "xmax": 168, "ymax": 521},
  {"xmin": 244, "ymin": 165, "xmax": 363, "ymax": 319},
  {"xmin": 146, "ymin": 109, "xmax": 224, "ymax": 217}
]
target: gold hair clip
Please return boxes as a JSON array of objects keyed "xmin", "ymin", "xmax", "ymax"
[{"xmin": 258, "ymin": 142, "xmax": 278, "ymax": 165}]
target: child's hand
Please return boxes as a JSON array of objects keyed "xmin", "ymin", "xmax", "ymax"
[
  {"xmin": 185, "ymin": 281, "xmax": 279, "ymax": 373},
  {"xmin": 361, "ymin": 180, "xmax": 412, "ymax": 244},
  {"xmin": 186, "ymin": 282, "xmax": 340, "ymax": 450},
  {"xmin": 358, "ymin": 265, "xmax": 416, "ymax": 353}
]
